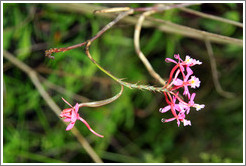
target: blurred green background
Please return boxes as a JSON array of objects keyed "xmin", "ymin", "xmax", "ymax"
[{"xmin": 3, "ymin": 3, "xmax": 243, "ymax": 163}]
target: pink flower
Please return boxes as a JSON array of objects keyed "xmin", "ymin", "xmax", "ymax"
[
  {"xmin": 184, "ymin": 56, "xmax": 202, "ymax": 66},
  {"xmin": 172, "ymin": 76, "xmax": 200, "ymax": 99},
  {"xmin": 60, "ymin": 97, "xmax": 104, "ymax": 138},
  {"xmin": 193, "ymin": 104, "xmax": 205, "ymax": 111},
  {"xmin": 188, "ymin": 76, "xmax": 201, "ymax": 88},
  {"xmin": 160, "ymin": 94, "xmax": 191, "ymax": 127},
  {"xmin": 161, "ymin": 54, "xmax": 204, "ymax": 127},
  {"xmin": 161, "ymin": 112, "xmax": 191, "ymax": 127}
]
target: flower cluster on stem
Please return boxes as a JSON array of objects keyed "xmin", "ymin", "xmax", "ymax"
[{"xmin": 160, "ymin": 54, "xmax": 205, "ymax": 127}]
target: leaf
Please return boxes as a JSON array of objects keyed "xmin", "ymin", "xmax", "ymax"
[
  {"xmin": 17, "ymin": 26, "xmax": 31, "ymax": 60},
  {"xmin": 3, "ymin": 29, "xmax": 13, "ymax": 50}
]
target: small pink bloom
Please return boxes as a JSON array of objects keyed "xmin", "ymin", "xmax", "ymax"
[
  {"xmin": 193, "ymin": 104, "xmax": 205, "ymax": 111},
  {"xmin": 183, "ymin": 119, "xmax": 191, "ymax": 126},
  {"xmin": 60, "ymin": 98, "xmax": 104, "ymax": 138},
  {"xmin": 161, "ymin": 54, "xmax": 204, "ymax": 127},
  {"xmin": 162, "ymin": 112, "xmax": 191, "ymax": 127},
  {"xmin": 188, "ymin": 76, "xmax": 201, "ymax": 88},
  {"xmin": 184, "ymin": 56, "xmax": 202, "ymax": 66}
]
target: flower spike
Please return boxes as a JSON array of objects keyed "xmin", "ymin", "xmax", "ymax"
[{"xmin": 160, "ymin": 54, "xmax": 205, "ymax": 127}]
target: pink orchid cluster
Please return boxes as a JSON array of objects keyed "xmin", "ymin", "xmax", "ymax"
[
  {"xmin": 160, "ymin": 54, "xmax": 205, "ymax": 127},
  {"xmin": 60, "ymin": 97, "xmax": 104, "ymax": 138}
]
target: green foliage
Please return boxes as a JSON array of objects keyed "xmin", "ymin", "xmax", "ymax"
[{"xmin": 3, "ymin": 3, "xmax": 243, "ymax": 163}]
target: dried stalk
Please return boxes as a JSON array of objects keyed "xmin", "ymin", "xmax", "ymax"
[
  {"xmin": 204, "ymin": 39, "xmax": 235, "ymax": 98},
  {"xmin": 45, "ymin": 10, "xmax": 134, "ymax": 58},
  {"xmin": 180, "ymin": 7, "xmax": 243, "ymax": 28},
  {"xmin": 46, "ymin": 3, "xmax": 242, "ymax": 46},
  {"xmin": 134, "ymin": 10, "xmax": 166, "ymax": 86},
  {"xmin": 146, "ymin": 16, "xmax": 243, "ymax": 46}
]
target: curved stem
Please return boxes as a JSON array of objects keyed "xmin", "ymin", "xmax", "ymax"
[
  {"xmin": 78, "ymin": 85, "xmax": 124, "ymax": 108},
  {"xmin": 85, "ymin": 41, "xmax": 169, "ymax": 93},
  {"xmin": 134, "ymin": 10, "xmax": 166, "ymax": 86},
  {"xmin": 204, "ymin": 38, "xmax": 235, "ymax": 98}
]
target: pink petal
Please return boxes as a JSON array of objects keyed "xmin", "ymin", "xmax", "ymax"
[
  {"xmin": 74, "ymin": 103, "xmax": 79, "ymax": 113},
  {"xmin": 71, "ymin": 110, "xmax": 77, "ymax": 122},
  {"xmin": 173, "ymin": 78, "xmax": 183, "ymax": 86},
  {"xmin": 159, "ymin": 105, "xmax": 171, "ymax": 113},
  {"xmin": 183, "ymin": 119, "xmax": 191, "ymax": 126},
  {"xmin": 186, "ymin": 66, "xmax": 193, "ymax": 80},
  {"xmin": 179, "ymin": 65, "xmax": 185, "ymax": 72},
  {"xmin": 173, "ymin": 69, "xmax": 180, "ymax": 80},
  {"xmin": 190, "ymin": 93, "xmax": 196, "ymax": 103},
  {"xmin": 62, "ymin": 97, "xmax": 73, "ymax": 108},
  {"xmin": 174, "ymin": 54, "xmax": 180, "ymax": 60},
  {"xmin": 63, "ymin": 118, "xmax": 71, "ymax": 122},
  {"xmin": 165, "ymin": 58, "xmax": 177, "ymax": 64},
  {"xmin": 183, "ymin": 86, "xmax": 190, "ymax": 99},
  {"xmin": 161, "ymin": 117, "xmax": 176, "ymax": 123},
  {"xmin": 189, "ymin": 76, "xmax": 201, "ymax": 88},
  {"xmin": 79, "ymin": 117, "xmax": 104, "ymax": 138},
  {"xmin": 177, "ymin": 120, "xmax": 180, "ymax": 127},
  {"xmin": 174, "ymin": 54, "xmax": 184, "ymax": 63},
  {"xmin": 66, "ymin": 122, "xmax": 75, "ymax": 131}
]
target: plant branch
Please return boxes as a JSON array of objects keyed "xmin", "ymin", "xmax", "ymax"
[
  {"xmin": 46, "ymin": 3, "xmax": 242, "ymax": 46},
  {"xmin": 134, "ymin": 10, "xmax": 166, "ymax": 86},
  {"xmin": 204, "ymin": 38, "xmax": 235, "ymax": 98},
  {"xmin": 146, "ymin": 16, "xmax": 243, "ymax": 46},
  {"xmin": 179, "ymin": 7, "xmax": 243, "ymax": 28},
  {"xmin": 45, "ymin": 9, "xmax": 134, "ymax": 58},
  {"xmin": 85, "ymin": 41, "xmax": 168, "ymax": 93}
]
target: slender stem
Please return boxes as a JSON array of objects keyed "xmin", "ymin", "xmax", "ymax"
[
  {"xmin": 78, "ymin": 85, "xmax": 123, "ymax": 108},
  {"xmin": 167, "ymin": 64, "xmax": 179, "ymax": 85},
  {"xmin": 180, "ymin": 7, "xmax": 243, "ymax": 28},
  {"xmin": 45, "ymin": 10, "xmax": 133, "ymax": 59},
  {"xmin": 170, "ymin": 91, "xmax": 187, "ymax": 105},
  {"xmin": 85, "ymin": 41, "xmax": 168, "ymax": 93},
  {"xmin": 204, "ymin": 38, "xmax": 235, "ymax": 98},
  {"xmin": 47, "ymin": 3, "xmax": 242, "ymax": 46},
  {"xmin": 134, "ymin": 10, "xmax": 166, "ymax": 86},
  {"xmin": 146, "ymin": 16, "xmax": 243, "ymax": 46},
  {"xmin": 133, "ymin": 3, "xmax": 201, "ymax": 12}
]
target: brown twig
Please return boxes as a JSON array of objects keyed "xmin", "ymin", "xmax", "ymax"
[
  {"xmin": 145, "ymin": 16, "xmax": 243, "ymax": 46},
  {"xmin": 179, "ymin": 7, "xmax": 243, "ymax": 28},
  {"xmin": 45, "ymin": 9, "xmax": 134, "ymax": 59},
  {"xmin": 134, "ymin": 10, "xmax": 166, "ymax": 86},
  {"xmin": 3, "ymin": 50, "xmax": 103, "ymax": 163},
  {"xmin": 204, "ymin": 38, "xmax": 235, "ymax": 98},
  {"xmin": 46, "ymin": 3, "xmax": 242, "ymax": 46}
]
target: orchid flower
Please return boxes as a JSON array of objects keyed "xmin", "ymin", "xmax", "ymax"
[
  {"xmin": 160, "ymin": 54, "xmax": 204, "ymax": 127},
  {"xmin": 60, "ymin": 97, "xmax": 104, "ymax": 138}
]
